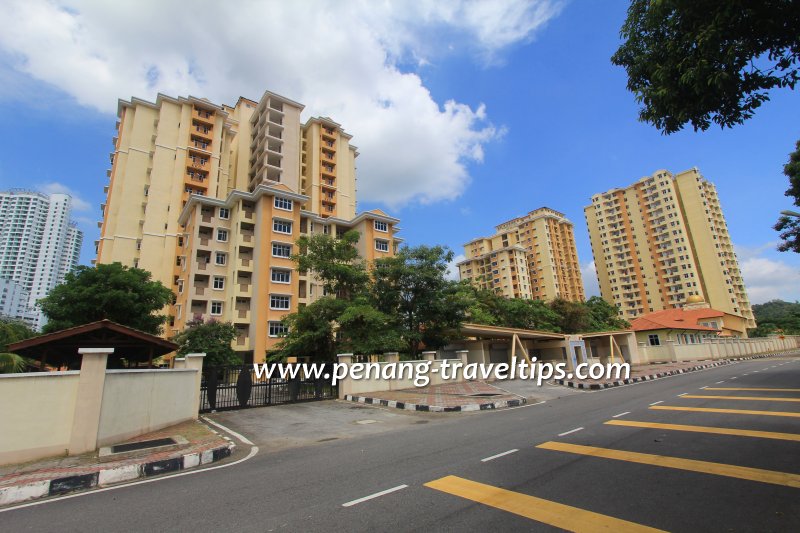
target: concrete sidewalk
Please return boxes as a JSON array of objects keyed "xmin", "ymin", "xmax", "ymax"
[
  {"xmin": 344, "ymin": 381, "xmax": 527, "ymax": 412},
  {"xmin": 0, "ymin": 419, "xmax": 235, "ymax": 507}
]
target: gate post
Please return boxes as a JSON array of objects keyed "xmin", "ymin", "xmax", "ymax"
[{"xmin": 185, "ymin": 353, "xmax": 206, "ymax": 417}]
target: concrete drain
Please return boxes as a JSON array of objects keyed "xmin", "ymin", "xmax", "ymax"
[{"xmin": 468, "ymin": 393, "xmax": 502, "ymax": 397}]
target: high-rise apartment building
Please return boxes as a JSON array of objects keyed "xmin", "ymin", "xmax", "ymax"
[
  {"xmin": 97, "ymin": 91, "xmax": 401, "ymax": 361},
  {"xmin": 0, "ymin": 190, "xmax": 83, "ymax": 329},
  {"xmin": 458, "ymin": 207, "xmax": 585, "ymax": 302},
  {"xmin": 585, "ymin": 168, "xmax": 754, "ymax": 328}
]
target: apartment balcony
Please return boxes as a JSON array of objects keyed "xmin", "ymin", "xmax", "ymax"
[
  {"xmin": 197, "ymin": 226, "xmax": 213, "ymax": 247},
  {"xmin": 192, "ymin": 122, "xmax": 213, "ymax": 141},
  {"xmin": 193, "ymin": 274, "xmax": 210, "ymax": 296},
  {"xmin": 192, "ymin": 107, "xmax": 215, "ymax": 125},
  {"xmin": 240, "ymin": 222, "xmax": 255, "ymax": 244},
  {"xmin": 235, "ymin": 297, "xmax": 251, "ymax": 320},
  {"xmin": 190, "ymin": 300, "xmax": 207, "ymax": 317},
  {"xmin": 196, "ymin": 251, "xmax": 211, "ymax": 271},
  {"xmin": 238, "ymin": 248, "xmax": 253, "ymax": 271},
  {"xmin": 236, "ymin": 273, "xmax": 252, "ymax": 296},
  {"xmin": 200, "ymin": 206, "xmax": 215, "ymax": 223},
  {"xmin": 190, "ymin": 136, "xmax": 211, "ymax": 152}
]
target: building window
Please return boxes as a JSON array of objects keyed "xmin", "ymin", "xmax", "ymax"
[
  {"xmin": 648, "ymin": 334, "xmax": 660, "ymax": 346},
  {"xmin": 217, "ymin": 229, "xmax": 228, "ymax": 242},
  {"xmin": 273, "ymin": 219, "xmax": 292, "ymax": 234},
  {"xmin": 215, "ymin": 252, "xmax": 227, "ymax": 265},
  {"xmin": 210, "ymin": 301, "xmax": 223, "ymax": 315},
  {"xmin": 213, "ymin": 276, "xmax": 225, "ymax": 290},
  {"xmin": 375, "ymin": 239, "xmax": 389, "ymax": 252},
  {"xmin": 177, "ymin": 280, "xmax": 184, "ymax": 294},
  {"xmin": 374, "ymin": 220, "xmax": 388, "ymax": 232},
  {"xmin": 219, "ymin": 207, "xmax": 230, "ymax": 219},
  {"xmin": 275, "ymin": 197, "xmax": 293, "ymax": 211},
  {"xmin": 270, "ymin": 295, "xmax": 290, "ymax": 310},
  {"xmin": 272, "ymin": 242, "xmax": 291, "ymax": 258},
  {"xmin": 268, "ymin": 321, "xmax": 289, "ymax": 337},
  {"xmin": 271, "ymin": 269, "xmax": 291, "ymax": 284}
]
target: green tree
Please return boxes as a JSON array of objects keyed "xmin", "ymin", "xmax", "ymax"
[
  {"xmin": 585, "ymin": 296, "xmax": 631, "ymax": 331},
  {"xmin": 38, "ymin": 263, "xmax": 174, "ymax": 334},
  {"xmin": 274, "ymin": 231, "xmax": 387, "ymax": 361},
  {"xmin": 0, "ymin": 317, "xmax": 36, "ymax": 373},
  {"xmin": 293, "ymin": 230, "xmax": 369, "ymax": 298},
  {"xmin": 749, "ymin": 299, "xmax": 800, "ymax": 335},
  {"xmin": 372, "ymin": 245, "xmax": 468, "ymax": 358},
  {"xmin": 172, "ymin": 319, "xmax": 241, "ymax": 367},
  {"xmin": 549, "ymin": 298, "xmax": 591, "ymax": 334},
  {"xmin": 775, "ymin": 140, "xmax": 800, "ymax": 252},
  {"xmin": 612, "ymin": 1, "xmax": 800, "ymax": 134}
]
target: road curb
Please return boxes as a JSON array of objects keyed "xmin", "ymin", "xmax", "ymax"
[
  {"xmin": 0, "ymin": 443, "xmax": 234, "ymax": 507},
  {"xmin": 555, "ymin": 352, "xmax": 793, "ymax": 390},
  {"xmin": 343, "ymin": 394, "xmax": 527, "ymax": 412}
]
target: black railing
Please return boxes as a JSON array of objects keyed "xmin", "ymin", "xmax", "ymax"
[{"xmin": 199, "ymin": 364, "xmax": 337, "ymax": 412}]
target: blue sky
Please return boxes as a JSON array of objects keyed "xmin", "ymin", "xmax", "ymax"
[{"xmin": 1, "ymin": 0, "xmax": 798, "ymax": 304}]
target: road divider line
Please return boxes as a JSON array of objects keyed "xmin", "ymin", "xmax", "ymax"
[
  {"xmin": 650, "ymin": 405, "xmax": 800, "ymax": 418},
  {"xmin": 481, "ymin": 449, "xmax": 519, "ymax": 463},
  {"xmin": 716, "ymin": 381, "xmax": 725, "ymax": 384},
  {"xmin": 649, "ymin": 401, "xmax": 663, "ymax": 406},
  {"xmin": 536, "ymin": 441, "xmax": 800, "ymax": 488},
  {"xmin": 605, "ymin": 420, "xmax": 800, "ymax": 442},
  {"xmin": 704, "ymin": 387, "xmax": 800, "ymax": 392},
  {"xmin": 681, "ymin": 395, "xmax": 800, "ymax": 403},
  {"xmin": 424, "ymin": 475, "xmax": 665, "ymax": 532},
  {"xmin": 612, "ymin": 411, "xmax": 631, "ymax": 418},
  {"xmin": 558, "ymin": 427, "xmax": 584, "ymax": 437},
  {"xmin": 342, "ymin": 485, "xmax": 408, "ymax": 507}
]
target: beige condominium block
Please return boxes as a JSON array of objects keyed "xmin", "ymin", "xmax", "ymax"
[
  {"xmin": 98, "ymin": 89, "xmax": 402, "ymax": 362},
  {"xmin": 458, "ymin": 207, "xmax": 585, "ymax": 302},
  {"xmin": 584, "ymin": 168, "xmax": 754, "ymax": 328}
]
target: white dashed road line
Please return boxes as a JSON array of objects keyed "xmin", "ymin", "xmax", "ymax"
[
  {"xmin": 481, "ymin": 449, "xmax": 519, "ymax": 463},
  {"xmin": 649, "ymin": 400, "xmax": 663, "ymax": 406},
  {"xmin": 342, "ymin": 485, "xmax": 409, "ymax": 507},
  {"xmin": 612, "ymin": 411, "xmax": 630, "ymax": 418},
  {"xmin": 558, "ymin": 427, "xmax": 584, "ymax": 437}
]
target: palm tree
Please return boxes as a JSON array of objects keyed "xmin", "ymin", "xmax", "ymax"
[{"xmin": 0, "ymin": 352, "xmax": 31, "ymax": 373}]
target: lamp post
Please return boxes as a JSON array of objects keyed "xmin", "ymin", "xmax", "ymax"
[{"xmin": 780, "ymin": 210, "xmax": 800, "ymax": 217}]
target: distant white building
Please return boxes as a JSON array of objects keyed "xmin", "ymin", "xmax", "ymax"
[
  {"xmin": 0, "ymin": 278, "xmax": 36, "ymax": 324},
  {"xmin": 0, "ymin": 190, "xmax": 83, "ymax": 329}
]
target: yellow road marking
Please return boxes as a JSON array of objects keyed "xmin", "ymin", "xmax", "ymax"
[
  {"xmin": 681, "ymin": 394, "xmax": 800, "ymax": 403},
  {"xmin": 537, "ymin": 441, "xmax": 800, "ymax": 488},
  {"xmin": 704, "ymin": 387, "xmax": 800, "ymax": 392},
  {"xmin": 424, "ymin": 475, "xmax": 664, "ymax": 532},
  {"xmin": 650, "ymin": 405, "xmax": 800, "ymax": 418},
  {"xmin": 605, "ymin": 419, "xmax": 800, "ymax": 442}
]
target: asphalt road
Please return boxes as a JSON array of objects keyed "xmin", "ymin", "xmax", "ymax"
[{"xmin": 3, "ymin": 357, "xmax": 799, "ymax": 532}]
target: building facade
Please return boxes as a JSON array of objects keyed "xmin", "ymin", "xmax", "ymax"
[
  {"xmin": 585, "ymin": 168, "xmax": 754, "ymax": 327},
  {"xmin": 96, "ymin": 90, "xmax": 401, "ymax": 361},
  {"xmin": 0, "ymin": 191, "xmax": 83, "ymax": 329},
  {"xmin": 458, "ymin": 207, "xmax": 585, "ymax": 301}
]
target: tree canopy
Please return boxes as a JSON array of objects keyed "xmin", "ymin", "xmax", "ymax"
[
  {"xmin": 38, "ymin": 262, "xmax": 174, "ymax": 335},
  {"xmin": 372, "ymin": 245, "xmax": 467, "ymax": 358},
  {"xmin": 774, "ymin": 140, "xmax": 800, "ymax": 252},
  {"xmin": 172, "ymin": 319, "xmax": 241, "ymax": 367},
  {"xmin": 612, "ymin": 0, "xmax": 800, "ymax": 134},
  {"xmin": 749, "ymin": 299, "xmax": 800, "ymax": 336}
]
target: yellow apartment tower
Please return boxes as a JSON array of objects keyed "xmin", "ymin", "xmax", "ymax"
[
  {"xmin": 584, "ymin": 168, "xmax": 754, "ymax": 328},
  {"xmin": 96, "ymin": 91, "xmax": 401, "ymax": 362},
  {"xmin": 458, "ymin": 207, "xmax": 585, "ymax": 301}
]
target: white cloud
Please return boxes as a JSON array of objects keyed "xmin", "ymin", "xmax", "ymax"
[
  {"xmin": 739, "ymin": 255, "xmax": 800, "ymax": 304},
  {"xmin": 0, "ymin": 0, "xmax": 561, "ymax": 207},
  {"xmin": 581, "ymin": 261, "xmax": 600, "ymax": 298},
  {"xmin": 38, "ymin": 181, "xmax": 91, "ymax": 211},
  {"xmin": 447, "ymin": 253, "xmax": 466, "ymax": 281}
]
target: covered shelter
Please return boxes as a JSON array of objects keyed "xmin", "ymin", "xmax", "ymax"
[
  {"xmin": 441, "ymin": 323, "xmax": 587, "ymax": 369},
  {"xmin": 578, "ymin": 330, "xmax": 639, "ymax": 364},
  {"xmin": 7, "ymin": 320, "xmax": 178, "ymax": 370}
]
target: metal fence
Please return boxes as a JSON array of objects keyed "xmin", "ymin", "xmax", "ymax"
[{"xmin": 199, "ymin": 364, "xmax": 337, "ymax": 412}]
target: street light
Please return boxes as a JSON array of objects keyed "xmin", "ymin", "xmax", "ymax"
[{"xmin": 780, "ymin": 210, "xmax": 800, "ymax": 217}]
